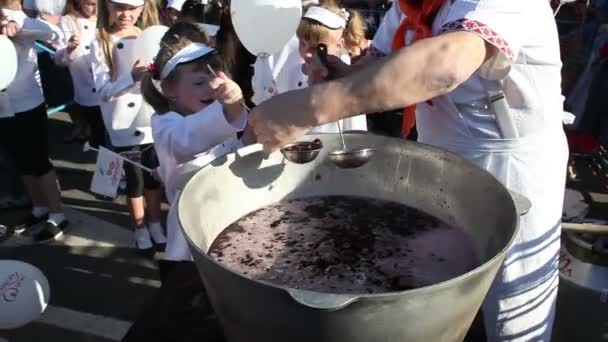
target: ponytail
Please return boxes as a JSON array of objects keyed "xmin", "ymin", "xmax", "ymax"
[
  {"xmin": 343, "ymin": 9, "xmax": 367, "ymax": 56},
  {"xmin": 141, "ymin": 74, "xmax": 171, "ymax": 113}
]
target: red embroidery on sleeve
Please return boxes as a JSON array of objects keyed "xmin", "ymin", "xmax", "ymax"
[{"xmin": 439, "ymin": 19, "xmax": 515, "ymax": 62}]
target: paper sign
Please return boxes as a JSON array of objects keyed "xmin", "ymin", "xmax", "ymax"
[{"xmin": 90, "ymin": 147, "xmax": 124, "ymax": 198}]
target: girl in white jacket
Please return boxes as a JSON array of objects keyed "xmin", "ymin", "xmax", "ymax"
[
  {"xmin": 0, "ymin": 2, "xmax": 68, "ymax": 243},
  {"xmin": 90, "ymin": 0, "xmax": 166, "ymax": 251},
  {"xmin": 55, "ymin": 0, "xmax": 105, "ymax": 147},
  {"xmin": 251, "ymin": 0, "xmax": 369, "ymax": 134},
  {"xmin": 142, "ymin": 21, "xmax": 247, "ymax": 262}
]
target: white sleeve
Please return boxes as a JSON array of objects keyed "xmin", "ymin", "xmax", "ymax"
[
  {"xmin": 22, "ymin": 17, "xmax": 60, "ymax": 42},
  {"xmin": 439, "ymin": 0, "xmax": 525, "ymax": 80},
  {"xmin": 53, "ymin": 16, "xmax": 75, "ymax": 66},
  {"xmin": 90, "ymin": 40, "xmax": 136, "ymax": 102},
  {"xmin": 151, "ymin": 102, "xmax": 247, "ymax": 164},
  {"xmin": 371, "ymin": 1, "xmax": 404, "ymax": 56}
]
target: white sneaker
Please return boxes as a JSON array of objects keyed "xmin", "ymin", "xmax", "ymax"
[
  {"xmin": 135, "ymin": 228, "xmax": 153, "ymax": 250},
  {"xmin": 148, "ymin": 223, "xmax": 167, "ymax": 244}
]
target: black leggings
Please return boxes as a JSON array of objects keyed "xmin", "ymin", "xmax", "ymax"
[
  {"xmin": 0, "ymin": 103, "xmax": 53, "ymax": 177},
  {"xmin": 113, "ymin": 144, "xmax": 161, "ymax": 198},
  {"xmin": 73, "ymin": 104, "xmax": 107, "ymax": 148}
]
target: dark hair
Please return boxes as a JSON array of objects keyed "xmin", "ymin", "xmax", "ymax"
[
  {"xmin": 141, "ymin": 21, "xmax": 225, "ymax": 113},
  {"xmin": 180, "ymin": 0, "xmax": 223, "ymax": 25}
]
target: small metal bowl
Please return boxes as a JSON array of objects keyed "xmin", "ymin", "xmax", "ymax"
[
  {"xmin": 328, "ymin": 148, "xmax": 376, "ymax": 169},
  {"xmin": 280, "ymin": 141, "xmax": 323, "ymax": 164}
]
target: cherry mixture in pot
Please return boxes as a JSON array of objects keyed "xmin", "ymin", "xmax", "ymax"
[{"xmin": 208, "ymin": 196, "xmax": 479, "ymax": 294}]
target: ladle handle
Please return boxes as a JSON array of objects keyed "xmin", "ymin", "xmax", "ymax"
[
  {"xmin": 562, "ymin": 222, "xmax": 608, "ymax": 235},
  {"xmin": 336, "ymin": 119, "xmax": 347, "ymax": 151},
  {"xmin": 287, "ymin": 289, "xmax": 359, "ymax": 311}
]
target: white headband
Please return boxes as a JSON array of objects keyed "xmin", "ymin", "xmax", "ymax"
[
  {"xmin": 110, "ymin": 0, "xmax": 145, "ymax": 6},
  {"xmin": 160, "ymin": 42, "xmax": 215, "ymax": 80},
  {"xmin": 303, "ymin": 6, "xmax": 349, "ymax": 29},
  {"xmin": 197, "ymin": 23, "xmax": 220, "ymax": 37}
]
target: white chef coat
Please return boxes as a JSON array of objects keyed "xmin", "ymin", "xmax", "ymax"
[
  {"xmin": 55, "ymin": 15, "xmax": 100, "ymax": 107},
  {"xmin": 373, "ymin": 1, "xmax": 568, "ymax": 341},
  {"xmin": 91, "ymin": 34, "xmax": 155, "ymax": 147},
  {"xmin": 251, "ymin": 34, "xmax": 368, "ymax": 133},
  {"xmin": 152, "ymin": 101, "xmax": 248, "ymax": 261},
  {"xmin": 0, "ymin": 9, "xmax": 56, "ymax": 118}
]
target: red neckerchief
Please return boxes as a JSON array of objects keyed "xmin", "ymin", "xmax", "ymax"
[{"xmin": 391, "ymin": 0, "xmax": 445, "ymax": 138}]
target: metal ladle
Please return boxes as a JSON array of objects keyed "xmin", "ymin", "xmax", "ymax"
[{"xmin": 316, "ymin": 44, "xmax": 376, "ymax": 169}]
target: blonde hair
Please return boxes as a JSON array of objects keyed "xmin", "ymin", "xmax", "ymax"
[
  {"xmin": 0, "ymin": 0, "xmax": 19, "ymax": 9},
  {"xmin": 63, "ymin": 0, "xmax": 78, "ymax": 15},
  {"xmin": 141, "ymin": 20, "xmax": 224, "ymax": 114},
  {"xmin": 296, "ymin": 0, "xmax": 367, "ymax": 56},
  {"xmin": 96, "ymin": 0, "xmax": 160, "ymax": 79}
]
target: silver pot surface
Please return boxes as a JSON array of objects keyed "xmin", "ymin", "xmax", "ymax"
[{"xmin": 178, "ymin": 133, "xmax": 522, "ymax": 342}]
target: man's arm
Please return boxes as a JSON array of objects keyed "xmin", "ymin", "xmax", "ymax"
[{"xmin": 309, "ymin": 31, "xmax": 492, "ymax": 126}]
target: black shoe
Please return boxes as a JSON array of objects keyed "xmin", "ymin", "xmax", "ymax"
[
  {"xmin": 33, "ymin": 221, "xmax": 69, "ymax": 244},
  {"xmin": 14, "ymin": 213, "xmax": 49, "ymax": 234}
]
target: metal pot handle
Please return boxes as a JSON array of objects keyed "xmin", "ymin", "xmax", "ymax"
[
  {"xmin": 287, "ymin": 289, "xmax": 359, "ymax": 311},
  {"xmin": 508, "ymin": 190, "xmax": 532, "ymax": 216}
]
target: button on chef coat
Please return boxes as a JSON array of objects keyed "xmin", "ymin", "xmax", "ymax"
[
  {"xmin": 54, "ymin": 15, "xmax": 100, "ymax": 107},
  {"xmin": 90, "ymin": 35, "xmax": 155, "ymax": 147},
  {"xmin": 0, "ymin": 9, "xmax": 57, "ymax": 118},
  {"xmin": 152, "ymin": 101, "xmax": 248, "ymax": 261}
]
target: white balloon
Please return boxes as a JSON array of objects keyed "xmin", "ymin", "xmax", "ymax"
[
  {"xmin": 0, "ymin": 260, "xmax": 50, "ymax": 330},
  {"xmin": 34, "ymin": 0, "xmax": 66, "ymax": 15},
  {"xmin": 133, "ymin": 25, "xmax": 170, "ymax": 67},
  {"xmin": 231, "ymin": 0, "xmax": 302, "ymax": 56},
  {"xmin": 0, "ymin": 36, "xmax": 18, "ymax": 90}
]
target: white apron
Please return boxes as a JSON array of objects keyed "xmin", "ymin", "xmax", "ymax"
[{"xmin": 373, "ymin": 1, "xmax": 569, "ymax": 340}]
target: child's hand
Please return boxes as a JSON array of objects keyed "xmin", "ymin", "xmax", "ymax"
[
  {"xmin": 0, "ymin": 20, "xmax": 20, "ymax": 37},
  {"xmin": 131, "ymin": 59, "xmax": 148, "ymax": 82},
  {"xmin": 67, "ymin": 35, "xmax": 80, "ymax": 54},
  {"xmin": 209, "ymin": 71, "xmax": 243, "ymax": 106}
]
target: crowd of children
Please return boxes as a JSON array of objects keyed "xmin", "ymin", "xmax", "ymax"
[{"xmin": 0, "ymin": 0, "xmax": 378, "ymax": 256}]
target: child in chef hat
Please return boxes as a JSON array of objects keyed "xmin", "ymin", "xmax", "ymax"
[
  {"xmin": 91, "ymin": 0, "xmax": 166, "ymax": 251},
  {"xmin": 141, "ymin": 20, "xmax": 248, "ymax": 262},
  {"xmin": 295, "ymin": 0, "xmax": 369, "ymax": 133}
]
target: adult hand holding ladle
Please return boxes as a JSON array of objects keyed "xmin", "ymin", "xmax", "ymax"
[{"xmin": 316, "ymin": 44, "xmax": 376, "ymax": 169}]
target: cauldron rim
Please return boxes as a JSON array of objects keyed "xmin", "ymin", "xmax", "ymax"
[{"xmin": 177, "ymin": 135, "xmax": 521, "ymax": 300}]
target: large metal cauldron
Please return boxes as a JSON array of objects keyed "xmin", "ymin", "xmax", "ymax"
[{"xmin": 177, "ymin": 133, "xmax": 525, "ymax": 342}]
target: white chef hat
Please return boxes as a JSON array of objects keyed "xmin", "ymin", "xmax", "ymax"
[
  {"xmin": 110, "ymin": 0, "xmax": 145, "ymax": 6},
  {"xmin": 33, "ymin": 0, "xmax": 66, "ymax": 15},
  {"xmin": 167, "ymin": 0, "xmax": 188, "ymax": 11},
  {"xmin": 302, "ymin": 0, "xmax": 319, "ymax": 6},
  {"xmin": 303, "ymin": 6, "xmax": 349, "ymax": 30},
  {"xmin": 160, "ymin": 42, "xmax": 215, "ymax": 79}
]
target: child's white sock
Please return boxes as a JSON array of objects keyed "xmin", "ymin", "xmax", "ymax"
[
  {"xmin": 32, "ymin": 206, "xmax": 49, "ymax": 218},
  {"xmin": 135, "ymin": 227, "xmax": 153, "ymax": 250},
  {"xmin": 148, "ymin": 222, "xmax": 167, "ymax": 244},
  {"xmin": 47, "ymin": 212, "xmax": 66, "ymax": 226}
]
